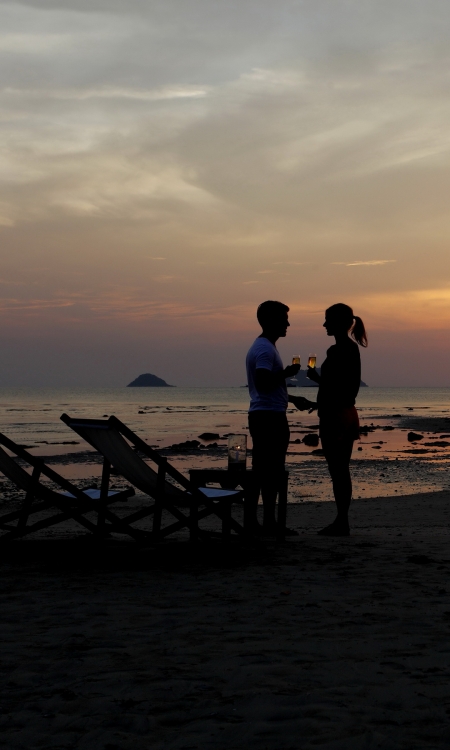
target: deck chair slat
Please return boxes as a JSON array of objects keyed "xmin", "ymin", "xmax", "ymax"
[{"xmin": 61, "ymin": 419, "xmax": 184, "ymax": 499}]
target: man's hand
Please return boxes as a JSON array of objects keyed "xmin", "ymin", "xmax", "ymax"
[
  {"xmin": 306, "ymin": 366, "xmax": 320, "ymax": 383},
  {"xmin": 284, "ymin": 364, "xmax": 300, "ymax": 379},
  {"xmin": 288, "ymin": 395, "xmax": 316, "ymax": 412}
]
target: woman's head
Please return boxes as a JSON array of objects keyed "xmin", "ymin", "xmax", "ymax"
[{"xmin": 324, "ymin": 303, "xmax": 368, "ymax": 347}]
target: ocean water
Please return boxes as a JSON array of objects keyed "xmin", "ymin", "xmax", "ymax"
[
  {"xmin": 0, "ymin": 385, "xmax": 449, "ymax": 445},
  {"xmin": 1, "ymin": 386, "xmax": 450, "ymax": 501}
]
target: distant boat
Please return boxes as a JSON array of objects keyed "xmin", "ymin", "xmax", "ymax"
[
  {"xmin": 286, "ymin": 368, "xmax": 367, "ymax": 388},
  {"xmin": 127, "ymin": 373, "xmax": 174, "ymax": 387}
]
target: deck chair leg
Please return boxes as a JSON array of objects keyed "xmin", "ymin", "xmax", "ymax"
[
  {"xmin": 222, "ymin": 500, "xmax": 232, "ymax": 543},
  {"xmin": 153, "ymin": 499, "xmax": 163, "ymax": 537},
  {"xmin": 152, "ymin": 459, "xmax": 167, "ymax": 538},
  {"xmin": 190, "ymin": 496, "xmax": 198, "ymax": 543},
  {"xmin": 97, "ymin": 458, "xmax": 111, "ymax": 535},
  {"xmin": 17, "ymin": 465, "xmax": 40, "ymax": 532}
]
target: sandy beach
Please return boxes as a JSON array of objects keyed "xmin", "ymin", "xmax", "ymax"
[{"xmin": 2, "ymin": 491, "xmax": 450, "ymax": 749}]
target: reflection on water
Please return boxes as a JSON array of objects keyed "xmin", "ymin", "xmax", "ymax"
[{"xmin": 0, "ymin": 386, "xmax": 449, "ymax": 502}]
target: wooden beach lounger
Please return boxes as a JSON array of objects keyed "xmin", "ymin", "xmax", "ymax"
[
  {"xmin": 60, "ymin": 414, "xmax": 245, "ymax": 541},
  {"xmin": 0, "ymin": 432, "xmax": 135, "ymax": 542}
]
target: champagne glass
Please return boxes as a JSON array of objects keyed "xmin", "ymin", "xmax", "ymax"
[
  {"xmin": 291, "ymin": 355, "xmax": 301, "ymax": 382},
  {"xmin": 308, "ymin": 353, "xmax": 317, "ymax": 369}
]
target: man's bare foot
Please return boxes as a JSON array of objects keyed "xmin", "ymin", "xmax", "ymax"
[
  {"xmin": 317, "ymin": 522, "xmax": 350, "ymax": 537},
  {"xmin": 261, "ymin": 524, "xmax": 278, "ymax": 537}
]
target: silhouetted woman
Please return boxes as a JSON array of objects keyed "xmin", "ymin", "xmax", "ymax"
[{"xmin": 307, "ymin": 303, "xmax": 368, "ymax": 536}]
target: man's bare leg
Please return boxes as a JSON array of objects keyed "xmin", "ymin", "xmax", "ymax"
[{"xmin": 260, "ymin": 474, "xmax": 278, "ymax": 533}]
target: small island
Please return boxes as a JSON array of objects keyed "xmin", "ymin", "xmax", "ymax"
[{"xmin": 127, "ymin": 373, "xmax": 174, "ymax": 387}]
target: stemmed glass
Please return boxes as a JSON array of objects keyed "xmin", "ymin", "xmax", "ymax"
[{"xmin": 291, "ymin": 355, "xmax": 301, "ymax": 382}]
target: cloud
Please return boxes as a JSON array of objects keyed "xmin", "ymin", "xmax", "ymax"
[
  {"xmin": 332, "ymin": 260, "xmax": 397, "ymax": 266},
  {"xmin": 2, "ymin": 85, "xmax": 209, "ymax": 101}
]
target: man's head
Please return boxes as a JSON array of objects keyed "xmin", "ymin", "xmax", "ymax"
[{"xmin": 256, "ymin": 300, "xmax": 290, "ymax": 339}]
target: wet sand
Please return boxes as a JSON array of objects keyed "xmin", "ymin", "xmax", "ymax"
[
  {"xmin": 8, "ymin": 410, "xmax": 450, "ymax": 507},
  {"xmin": 2, "ymin": 491, "xmax": 450, "ymax": 749}
]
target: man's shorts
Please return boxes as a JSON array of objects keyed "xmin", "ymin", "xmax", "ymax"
[{"xmin": 248, "ymin": 410, "xmax": 290, "ymax": 477}]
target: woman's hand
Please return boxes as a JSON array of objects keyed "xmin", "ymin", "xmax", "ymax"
[
  {"xmin": 288, "ymin": 395, "xmax": 316, "ymax": 411},
  {"xmin": 306, "ymin": 366, "xmax": 320, "ymax": 383}
]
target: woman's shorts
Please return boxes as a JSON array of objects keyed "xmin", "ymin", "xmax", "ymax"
[{"xmin": 319, "ymin": 406, "xmax": 360, "ymax": 447}]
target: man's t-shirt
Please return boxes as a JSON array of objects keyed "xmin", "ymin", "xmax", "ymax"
[{"xmin": 246, "ymin": 337, "xmax": 288, "ymax": 412}]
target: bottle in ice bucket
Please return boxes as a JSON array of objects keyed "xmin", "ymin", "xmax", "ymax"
[{"xmin": 227, "ymin": 434, "xmax": 247, "ymax": 471}]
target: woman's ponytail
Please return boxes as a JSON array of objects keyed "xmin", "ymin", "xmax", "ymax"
[
  {"xmin": 352, "ymin": 316, "xmax": 368, "ymax": 347},
  {"xmin": 326, "ymin": 303, "xmax": 368, "ymax": 346}
]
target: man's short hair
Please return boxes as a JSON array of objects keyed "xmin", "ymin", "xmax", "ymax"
[{"xmin": 257, "ymin": 300, "xmax": 289, "ymax": 328}]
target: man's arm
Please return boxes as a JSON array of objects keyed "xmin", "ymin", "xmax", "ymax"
[
  {"xmin": 288, "ymin": 395, "xmax": 317, "ymax": 412},
  {"xmin": 254, "ymin": 364, "xmax": 299, "ymax": 394}
]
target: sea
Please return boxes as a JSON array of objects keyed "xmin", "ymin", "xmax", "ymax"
[{"xmin": 1, "ymin": 386, "xmax": 450, "ymax": 502}]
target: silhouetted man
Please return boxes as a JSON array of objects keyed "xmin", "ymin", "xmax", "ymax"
[{"xmin": 246, "ymin": 300, "xmax": 300, "ymax": 534}]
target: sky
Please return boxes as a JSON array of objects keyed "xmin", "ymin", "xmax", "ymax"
[{"xmin": 1, "ymin": 0, "xmax": 450, "ymax": 387}]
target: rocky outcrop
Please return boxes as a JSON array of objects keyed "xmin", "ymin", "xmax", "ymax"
[{"xmin": 127, "ymin": 373, "xmax": 174, "ymax": 387}]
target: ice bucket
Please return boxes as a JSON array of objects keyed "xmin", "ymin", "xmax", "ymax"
[{"xmin": 227, "ymin": 434, "xmax": 247, "ymax": 471}]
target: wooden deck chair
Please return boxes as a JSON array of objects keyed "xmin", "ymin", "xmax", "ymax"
[
  {"xmin": 60, "ymin": 414, "xmax": 245, "ymax": 541},
  {"xmin": 0, "ymin": 432, "xmax": 135, "ymax": 542}
]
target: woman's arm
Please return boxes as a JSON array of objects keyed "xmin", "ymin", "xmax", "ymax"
[
  {"xmin": 254, "ymin": 364, "xmax": 299, "ymax": 393},
  {"xmin": 306, "ymin": 366, "xmax": 321, "ymax": 384},
  {"xmin": 288, "ymin": 395, "xmax": 317, "ymax": 412}
]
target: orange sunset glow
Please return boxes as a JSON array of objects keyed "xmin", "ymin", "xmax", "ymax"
[{"xmin": 1, "ymin": 1, "xmax": 450, "ymax": 386}]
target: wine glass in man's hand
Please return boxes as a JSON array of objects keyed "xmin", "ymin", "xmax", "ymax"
[{"xmin": 289, "ymin": 355, "xmax": 301, "ymax": 382}]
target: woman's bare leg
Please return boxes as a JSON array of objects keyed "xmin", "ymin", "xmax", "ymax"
[{"xmin": 319, "ymin": 439, "xmax": 354, "ymax": 535}]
